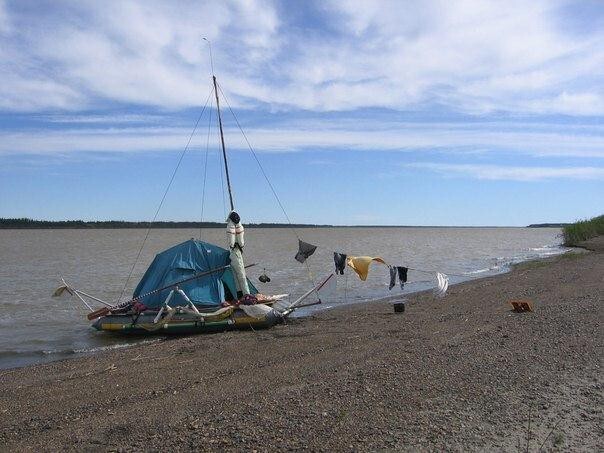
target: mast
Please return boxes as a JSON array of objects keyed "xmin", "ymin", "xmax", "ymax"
[{"xmin": 212, "ymin": 75, "xmax": 235, "ymax": 212}]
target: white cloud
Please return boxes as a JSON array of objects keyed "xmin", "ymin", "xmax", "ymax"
[
  {"xmin": 0, "ymin": 0, "xmax": 280, "ymax": 110},
  {"xmin": 0, "ymin": 118, "xmax": 602, "ymax": 159},
  {"xmin": 0, "ymin": 0, "xmax": 9, "ymax": 34},
  {"xmin": 0, "ymin": 0, "xmax": 602, "ymax": 115},
  {"xmin": 42, "ymin": 113, "xmax": 171, "ymax": 124},
  {"xmin": 406, "ymin": 162, "xmax": 604, "ymax": 181}
]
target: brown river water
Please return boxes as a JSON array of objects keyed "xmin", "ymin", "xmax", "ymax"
[{"xmin": 0, "ymin": 227, "xmax": 565, "ymax": 369}]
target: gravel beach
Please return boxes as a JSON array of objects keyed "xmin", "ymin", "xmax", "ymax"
[{"xmin": 1, "ymin": 243, "xmax": 602, "ymax": 452}]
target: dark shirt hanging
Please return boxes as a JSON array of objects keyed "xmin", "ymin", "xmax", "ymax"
[
  {"xmin": 333, "ymin": 252, "xmax": 347, "ymax": 274},
  {"xmin": 388, "ymin": 266, "xmax": 397, "ymax": 290},
  {"xmin": 295, "ymin": 240, "xmax": 317, "ymax": 263},
  {"xmin": 397, "ymin": 266, "xmax": 408, "ymax": 289}
]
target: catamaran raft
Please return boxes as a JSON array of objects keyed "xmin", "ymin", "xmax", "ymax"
[
  {"xmin": 55, "ymin": 237, "xmax": 332, "ymax": 334},
  {"xmin": 54, "ymin": 63, "xmax": 334, "ymax": 334}
]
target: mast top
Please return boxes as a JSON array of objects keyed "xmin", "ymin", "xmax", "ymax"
[{"xmin": 203, "ymin": 38, "xmax": 234, "ymax": 212}]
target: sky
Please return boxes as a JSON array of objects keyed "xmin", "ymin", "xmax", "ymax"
[{"xmin": 0, "ymin": 0, "xmax": 602, "ymax": 226}]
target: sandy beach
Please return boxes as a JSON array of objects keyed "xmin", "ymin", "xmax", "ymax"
[{"xmin": 1, "ymin": 241, "xmax": 602, "ymax": 452}]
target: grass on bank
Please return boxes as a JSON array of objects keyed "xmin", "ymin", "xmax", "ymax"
[{"xmin": 562, "ymin": 215, "xmax": 604, "ymax": 246}]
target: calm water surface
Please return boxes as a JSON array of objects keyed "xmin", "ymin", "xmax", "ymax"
[{"xmin": 0, "ymin": 227, "xmax": 566, "ymax": 368}]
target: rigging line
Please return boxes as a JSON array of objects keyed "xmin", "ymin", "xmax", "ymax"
[
  {"xmin": 216, "ymin": 82, "xmax": 300, "ymax": 240},
  {"xmin": 217, "ymin": 83, "xmax": 317, "ymax": 286},
  {"xmin": 405, "ymin": 267, "xmax": 468, "ymax": 277},
  {"xmin": 115, "ymin": 87, "xmax": 213, "ymax": 304},
  {"xmin": 199, "ymin": 98, "xmax": 213, "ymax": 240}
]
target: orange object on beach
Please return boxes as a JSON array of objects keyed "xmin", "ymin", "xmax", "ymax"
[{"xmin": 509, "ymin": 299, "xmax": 533, "ymax": 312}]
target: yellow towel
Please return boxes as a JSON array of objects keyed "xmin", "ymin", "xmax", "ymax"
[{"xmin": 346, "ymin": 256, "xmax": 387, "ymax": 281}]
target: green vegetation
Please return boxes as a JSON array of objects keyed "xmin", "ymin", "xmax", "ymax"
[{"xmin": 562, "ymin": 215, "xmax": 604, "ymax": 246}]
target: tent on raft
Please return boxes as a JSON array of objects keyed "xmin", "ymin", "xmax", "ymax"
[{"xmin": 132, "ymin": 239, "xmax": 258, "ymax": 309}]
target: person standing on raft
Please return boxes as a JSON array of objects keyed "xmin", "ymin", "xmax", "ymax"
[{"xmin": 226, "ymin": 211, "xmax": 250, "ymax": 299}]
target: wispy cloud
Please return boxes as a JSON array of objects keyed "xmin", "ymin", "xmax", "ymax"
[
  {"xmin": 406, "ymin": 162, "xmax": 604, "ymax": 181},
  {"xmin": 41, "ymin": 113, "xmax": 172, "ymax": 124},
  {"xmin": 1, "ymin": 118, "xmax": 602, "ymax": 158},
  {"xmin": 0, "ymin": 0, "xmax": 10, "ymax": 34},
  {"xmin": 0, "ymin": 1, "xmax": 602, "ymax": 115}
]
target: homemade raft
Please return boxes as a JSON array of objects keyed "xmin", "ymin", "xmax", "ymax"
[
  {"xmin": 56, "ymin": 238, "xmax": 331, "ymax": 335},
  {"xmin": 53, "ymin": 54, "xmax": 332, "ymax": 335},
  {"xmin": 90, "ymin": 239, "xmax": 279, "ymax": 334}
]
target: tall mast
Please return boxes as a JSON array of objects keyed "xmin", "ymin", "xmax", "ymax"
[{"xmin": 212, "ymin": 75, "xmax": 235, "ymax": 212}]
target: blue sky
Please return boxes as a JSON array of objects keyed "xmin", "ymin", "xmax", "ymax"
[{"xmin": 0, "ymin": 0, "xmax": 602, "ymax": 226}]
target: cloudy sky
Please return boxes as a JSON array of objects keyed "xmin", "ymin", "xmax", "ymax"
[{"xmin": 0, "ymin": 0, "xmax": 602, "ymax": 225}]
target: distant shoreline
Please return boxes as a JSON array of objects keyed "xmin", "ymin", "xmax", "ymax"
[{"xmin": 0, "ymin": 218, "xmax": 564, "ymax": 229}]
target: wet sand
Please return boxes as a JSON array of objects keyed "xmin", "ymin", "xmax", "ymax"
[{"xmin": 1, "ymin": 244, "xmax": 602, "ymax": 452}]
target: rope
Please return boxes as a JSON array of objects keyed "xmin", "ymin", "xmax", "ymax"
[
  {"xmin": 299, "ymin": 240, "xmax": 483, "ymax": 278},
  {"xmin": 344, "ymin": 272, "xmax": 348, "ymax": 304},
  {"xmin": 216, "ymin": 83, "xmax": 300, "ymax": 239},
  {"xmin": 115, "ymin": 87, "xmax": 213, "ymax": 304},
  {"xmin": 216, "ymin": 83, "xmax": 317, "ymax": 287},
  {"xmin": 406, "ymin": 267, "xmax": 469, "ymax": 277}
]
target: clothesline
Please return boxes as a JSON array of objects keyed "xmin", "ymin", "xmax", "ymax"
[
  {"xmin": 294, "ymin": 239, "xmax": 450, "ymax": 297},
  {"xmin": 296, "ymin": 239, "xmax": 473, "ymax": 278}
]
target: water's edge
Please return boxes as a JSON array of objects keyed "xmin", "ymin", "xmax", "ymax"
[{"xmin": 1, "ymin": 243, "xmax": 571, "ymax": 371}]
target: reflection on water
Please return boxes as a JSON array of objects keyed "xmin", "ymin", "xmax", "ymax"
[{"xmin": 0, "ymin": 227, "xmax": 565, "ymax": 368}]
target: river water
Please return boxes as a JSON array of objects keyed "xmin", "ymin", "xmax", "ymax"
[{"xmin": 0, "ymin": 227, "xmax": 566, "ymax": 369}]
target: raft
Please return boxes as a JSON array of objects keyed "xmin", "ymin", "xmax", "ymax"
[{"xmin": 92, "ymin": 307, "xmax": 280, "ymax": 335}]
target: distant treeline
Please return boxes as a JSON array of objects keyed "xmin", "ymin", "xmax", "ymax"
[
  {"xmin": 0, "ymin": 218, "xmax": 332, "ymax": 229},
  {"xmin": 2, "ymin": 217, "xmax": 576, "ymax": 229},
  {"xmin": 527, "ymin": 223, "xmax": 571, "ymax": 228}
]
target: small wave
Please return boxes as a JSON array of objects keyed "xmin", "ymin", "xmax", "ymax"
[
  {"xmin": 464, "ymin": 266, "xmax": 500, "ymax": 275},
  {"xmin": 42, "ymin": 348, "xmax": 76, "ymax": 356},
  {"xmin": 528, "ymin": 243, "xmax": 567, "ymax": 253},
  {"xmin": 73, "ymin": 339, "xmax": 161, "ymax": 354},
  {"xmin": 529, "ymin": 246, "xmax": 556, "ymax": 252},
  {"xmin": 1, "ymin": 339, "xmax": 162, "ymax": 361},
  {"xmin": 0, "ymin": 349, "xmax": 50, "ymax": 359}
]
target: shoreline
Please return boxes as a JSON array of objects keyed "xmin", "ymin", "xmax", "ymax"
[
  {"xmin": 1, "ymin": 243, "xmax": 601, "ymax": 450},
  {"xmin": 1, "ymin": 243, "xmax": 571, "ymax": 371}
]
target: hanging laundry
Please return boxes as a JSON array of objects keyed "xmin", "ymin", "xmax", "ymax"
[
  {"xmin": 347, "ymin": 256, "xmax": 386, "ymax": 281},
  {"xmin": 388, "ymin": 266, "xmax": 397, "ymax": 290},
  {"xmin": 434, "ymin": 272, "xmax": 449, "ymax": 297},
  {"xmin": 397, "ymin": 266, "xmax": 408, "ymax": 289},
  {"xmin": 388, "ymin": 266, "xmax": 409, "ymax": 290},
  {"xmin": 295, "ymin": 240, "xmax": 317, "ymax": 263},
  {"xmin": 333, "ymin": 252, "xmax": 347, "ymax": 275}
]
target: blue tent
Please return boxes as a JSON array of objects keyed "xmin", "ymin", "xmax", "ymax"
[{"xmin": 132, "ymin": 239, "xmax": 257, "ymax": 309}]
